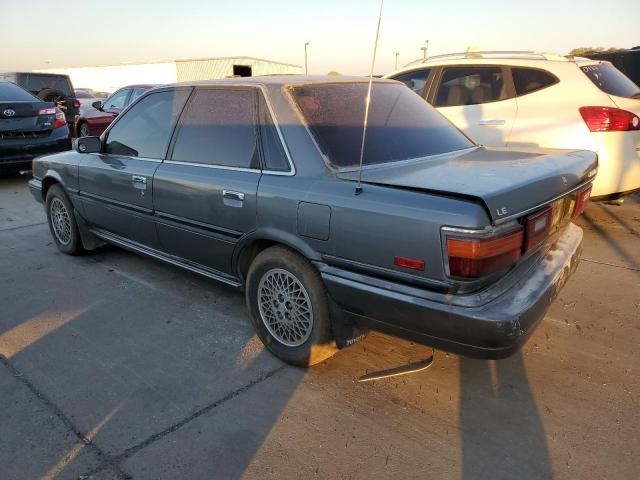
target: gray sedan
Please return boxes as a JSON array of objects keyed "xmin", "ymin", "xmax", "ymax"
[{"xmin": 29, "ymin": 76, "xmax": 597, "ymax": 367}]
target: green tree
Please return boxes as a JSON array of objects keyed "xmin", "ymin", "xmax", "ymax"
[{"xmin": 327, "ymin": 71, "xmax": 342, "ymax": 76}]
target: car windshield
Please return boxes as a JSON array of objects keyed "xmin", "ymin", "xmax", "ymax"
[
  {"xmin": 291, "ymin": 82, "xmax": 473, "ymax": 168},
  {"xmin": 0, "ymin": 81, "xmax": 39, "ymax": 101},
  {"xmin": 581, "ymin": 63, "xmax": 640, "ymax": 99}
]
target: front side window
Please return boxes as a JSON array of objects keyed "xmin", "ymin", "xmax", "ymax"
[
  {"xmin": 581, "ymin": 63, "xmax": 640, "ymax": 99},
  {"xmin": 171, "ymin": 88, "xmax": 258, "ymax": 169},
  {"xmin": 435, "ymin": 66, "xmax": 506, "ymax": 107},
  {"xmin": 105, "ymin": 89, "xmax": 189, "ymax": 159},
  {"xmin": 512, "ymin": 68, "xmax": 558, "ymax": 96},
  {"xmin": 291, "ymin": 82, "xmax": 473, "ymax": 168},
  {"xmin": 103, "ymin": 89, "xmax": 129, "ymax": 110},
  {"xmin": 389, "ymin": 69, "xmax": 431, "ymax": 96}
]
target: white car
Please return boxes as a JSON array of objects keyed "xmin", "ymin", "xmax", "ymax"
[{"xmin": 385, "ymin": 51, "xmax": 640, "ymax": 199}]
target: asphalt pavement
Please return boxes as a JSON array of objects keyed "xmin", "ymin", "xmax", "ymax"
[{"xmin": 1, "ymin": 172, "xmax": 638, "ymax": 480}]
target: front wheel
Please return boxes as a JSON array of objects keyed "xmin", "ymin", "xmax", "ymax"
[
  {"xmin": 45, "ymin": 184, "xmax": 83, "ymax": 255},
  {"xmin": 246, "ymin": 246, "xmax": 337, "ymax": 366}
]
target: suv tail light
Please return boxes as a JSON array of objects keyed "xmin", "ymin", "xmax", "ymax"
[
  {"xmin": 445, "ymin": 227, "xmax": 523, "ymax": 279},
  {"xmin": 579, "ymin": 106, "xmax": 640, "ymax": 132},
  {"xmin": 572, "ymin": 184, "xmax": 592, "ymax": 218}
]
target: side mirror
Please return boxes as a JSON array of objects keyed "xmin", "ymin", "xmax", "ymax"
[
  {"xmin": 91, "ymin": 100, "xmax": 103, "ymax": 110},
  {"xmin": 74, "ymin": 136, "xmax": 101, "ymax": 154}
]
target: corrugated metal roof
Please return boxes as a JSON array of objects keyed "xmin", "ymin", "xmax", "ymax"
[{"xmin": 176, "ymin": 57, "xmax": 302, "ymax": 82}]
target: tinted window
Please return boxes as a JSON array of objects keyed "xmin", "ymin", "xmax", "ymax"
[
  {"xmin": 0, "ymin": 81, "xmax": 39, "ymax": 101},
  {"xmin": 105, "ymin": 89, "xmax": 189, "ymax": 159},
  {"xmin": 258, "ymin": 94, "xmax": 290, "ymax": 171},
  {"xmin": 22, "ymin": 75, "xmax": 73, "ymax": 96},
  {"xmin": 292, "ymin": 83, "xmax": 473, "ymax": 168},
  {"xmin": 171, "ymin": 88, "xmax": 258, "ymax": 168},
  {"xmin": 512, "ymin": 68, "xmax": 558, "ymax": 96},
  {"xmin": 436, "ymin": 67, "xmax": 505, "ymax": 107},
  {"xmin": 104, "ymin": 89, "xmax": 129, "ymax": 109},
  {"xmin": 581, "ymin": 63, "xmax": 640, "ymax": 98},
  {"xmin": 390, "ymin": 69, "xmax": 431, "ymax": 95}
]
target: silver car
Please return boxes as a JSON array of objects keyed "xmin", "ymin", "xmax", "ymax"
[{"xmin": 29, "ymin": 76, "xmax": 597, "ymax": 366}]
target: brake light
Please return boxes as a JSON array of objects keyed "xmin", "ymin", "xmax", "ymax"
[
  {"xmin": 446, "ymin": 227, "xmax": 524, "ymax": 279},
  {"xmin": 572, "ymin": 184, "xmax": 592, "ymax": 218},
  {"xmin": 38, "ymin": 107, "xmax": 56, "ymax": 115},
  {"xmin": 579, "ymin": 106, "xmax": 640, "ymax": 132},
  {"xmin": 72, "ymin": 99, "xmax": 81, "ymax": 109},
  {"xmin": 52, "ymin": 109, "xmax": 66, "ymax": 129},
  {"xmin": 523, "ymin": 207, "xmax": 552, "ymax": 253}
]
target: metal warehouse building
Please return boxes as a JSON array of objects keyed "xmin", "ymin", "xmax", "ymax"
[{"xmin": 36, "ymin": 56, "xmax": 302, "ymax": 93}]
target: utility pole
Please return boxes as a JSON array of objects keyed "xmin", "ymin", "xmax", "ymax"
[
  {"xmin": 304, "ymin": 42, "xmax": 310, "ymax": 75},
  {"xmin": 421, "ymin": 39, "xmax": 429, "ymax": 61},
  {"xmin": 395, "ymin": 52, "xmax": 399, "ymax": 70}
]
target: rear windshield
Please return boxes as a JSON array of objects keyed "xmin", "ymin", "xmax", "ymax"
[
  {"xmin": 581, "ymin": 63, "xmax": 640, "ymax": 99},
  {"xmin": 0, "ymin": 81, "xmax": 39, "ymax": 101},
  {"xmin": 291, "ymin": 82, "xmax": 473, "ymax": 168},
  {"xmin": 21, "ymin": 74, "xmax": 73, "ymax": 97}
]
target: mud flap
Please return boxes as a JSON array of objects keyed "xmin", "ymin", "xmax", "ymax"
[
  {"xmin": 73, "ymin": 210, "xmax": 106, "ymax": 251},
  {"xmin": 328, "ymin": 296, "xmax": 369, "ymax": 349}
]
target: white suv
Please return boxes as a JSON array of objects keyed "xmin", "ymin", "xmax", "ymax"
[{"xmin": 385, "ymin": 51, "xmax": 640, "ymax": 199}]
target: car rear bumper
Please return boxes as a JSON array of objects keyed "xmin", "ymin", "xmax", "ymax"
[
  {"xmin": 320, "ymin": 223, "xmax": 583, "ymax": 359},
  {"xmin": 592, "ymin": 131, "xmax": 640, "ymax": 197},
  {"xmin": 0, "ymin": 127, "xmax": 71, "ymax": 169}
]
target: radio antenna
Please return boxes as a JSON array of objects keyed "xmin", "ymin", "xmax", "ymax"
[{"xmin": 355, "ymin": 0, "xmax": 384, "ymax": 195}]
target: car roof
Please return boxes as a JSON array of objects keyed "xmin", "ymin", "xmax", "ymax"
[{"xmin": 174, "ymin": 75, "xmax": 399, "ymax": 88}]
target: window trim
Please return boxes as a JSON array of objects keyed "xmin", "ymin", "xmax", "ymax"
[
  {"xmin": 509, "ymin": 66, "xmax": 559, "ymax": 97},
  {"xmin": 429, "ymin": 65, "xmax": 515, "ymax": 107}
]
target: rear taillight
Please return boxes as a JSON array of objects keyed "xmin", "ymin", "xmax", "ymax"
[
  {"xmin": 446, "ymin": 227, "xmax": 523, "ymax": 279},
  {"xmin": 579, "ymin": 106, "xmax": 640, "ymax": 132},
  {"xmin": 38, "ymin": 106, "xmax": 66, "ymax": 128},
  {"xmin": 38, "ymin": 107, "xmax": 56, "ymax": 116},
  {"xmin": 523, "ymin": 207, "xmax": 552, "ymax": 254},
  {"xmin": 572, "ymin": 184, "xmax": 592, "ymax": 218}
]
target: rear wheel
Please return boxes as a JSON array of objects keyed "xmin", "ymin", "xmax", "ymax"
[
  {"xmin": 246, "ymin": 246, "xmax": 337, "ymax": 366},
  {"xmin": 45, "ymin": 184, "xmax": 83, "ymax": 255}
]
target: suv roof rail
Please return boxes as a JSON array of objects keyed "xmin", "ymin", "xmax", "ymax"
[{"xmin": 403, "ymin": 50, "xmax": 570, "ymax": 67}]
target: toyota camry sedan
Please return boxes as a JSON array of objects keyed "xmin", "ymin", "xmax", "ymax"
[{"xmin": 29, "ymin": 76, "xmax": 597, "ymax": 366}]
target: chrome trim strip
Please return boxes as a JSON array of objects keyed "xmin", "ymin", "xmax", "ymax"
[
  {"xmin": 91, "ymin": 228, "xmax": 242, "ymax": 288},
  {"xmin": 163, "ymin": 160, "xmax": 261, "ymax": 173}
]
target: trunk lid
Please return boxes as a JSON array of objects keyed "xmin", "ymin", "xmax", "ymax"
[
  {"xmin": 0, "ymin": 101, "xmax": 55, "ymax": 135},
  {"xmin": 337, "ymin": 146, "xmax": 597, "ymax": 223}
]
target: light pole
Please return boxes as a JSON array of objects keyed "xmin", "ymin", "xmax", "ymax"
[
  {"xmin": 304, "ymin": 42, "xmax": 310, "ymax": 75},
  {"xmin": 395, "ymin": 52, "xmax": 399, "ymax": 70},
  {"xmin": 421, "ymin": 40, "xmax": 429, "ymax": 61}
]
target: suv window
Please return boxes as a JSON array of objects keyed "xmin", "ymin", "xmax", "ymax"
[
  {"xmin": 390, "ymin": 69, "xmax": 431, "ymax": 96},
  {"xmin": 171, "ymin": 88, "xmax": 258, "ymax": 168},
  {"xmin": 0, "ymin": 81, "xmax": 39, "ymax": 101},
  {"xmin": 512, "ymin": 68, "xmax": 558, "ymax": 95},
  {"xmin": 258, "ymin": 94, "xmax": 290, "ymax": 171},
  {"xmin": 291, "ymin": 82, "xmax": 473, "ymax": 168},
  {"xmin": 581, "ymin": 63, "xmax": 640, "ymax": 99},
  {"xmin": 435, "ymin": 67, "xmax": 506, "ymax": 107},
  {"xmin": 21, "ymin": 74, "xmax": 73, "ymax": 97},
  {"xmin": 105, "ymin": 89, "xmax": 189, "ymax": 159},
  {"xmin": 104, "ymin": 89, "xmax": 129, "ymax": 109}
]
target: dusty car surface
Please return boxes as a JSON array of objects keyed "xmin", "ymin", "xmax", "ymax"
[{"xmin": 29, "ymin": 76, "xmax": 597, "ymax": 366}]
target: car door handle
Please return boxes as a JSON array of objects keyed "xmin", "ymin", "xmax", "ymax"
[
  {"xmin": 223, "ymin": 190, "xmax": 244, "ymax": 201},
  {"xmin": 132, "ymin": 175, "xmax": 147, "ymax": 190},
  {"xmin": 478, "ymin": 119, "xmax": 506, "ymax": 126}
]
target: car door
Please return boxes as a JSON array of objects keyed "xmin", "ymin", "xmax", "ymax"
[
  {"xmin": 431, "ymin": 65, "xmax": 517, "ymax": 146},
  {"xmin": 78, "ymin": 88, "xmax": 191, "ymax": 247},
  {"xmin": 91, "ymin": 88, "xmax": 130, "ymax": 135},
  {"xmin": 152, "ymin": 86, "xmax": 261, "ymax": 276}
]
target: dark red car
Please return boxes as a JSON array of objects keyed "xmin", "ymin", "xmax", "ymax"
[{"xmin": 74, "ymin": 84, "xmax": 156, "ymax": 137}]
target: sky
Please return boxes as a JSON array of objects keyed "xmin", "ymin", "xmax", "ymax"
[{"xmin": 1, "ymin": 0, "xmax": 639, "ymax": 75}]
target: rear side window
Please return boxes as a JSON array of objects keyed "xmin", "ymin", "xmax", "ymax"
[
  {"xmin": 258, "ymin": 94, "xmax": 290, "ymax": 171},
  {"xmin": 22, "ymin": 75, "xmax": 73, "ymax": 97},
  {"xmin": 389, "ymin": 69, "xmax": 431, "ymax": 96},
  {"xmin": 291, "ymin": 82, "xmax": 473, "ymax": 168},
  {"xmin": 105, "ymin": 89, "xmax": 189, "ymax": 159},
  {"xmin": 0, "ymin": 81, "xmax": 39, "ymax": 101},
  {"xmin": 581, "ymin": 63, "xmax": 640, "ymax": 98},
  {"xmin": 171, "ymin": 88, "xmax": 258, "ymax": 169},
  {"xmin": 512, "ymin": 68, "xmax": 558, "ymax": 96},
  {"xmin": 435, "ymin": 67, "xmax": 506, "ymax": 107}
]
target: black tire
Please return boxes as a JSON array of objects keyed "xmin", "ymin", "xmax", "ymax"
[
  {"xmin": 246, "ymin": 246, "xmax": 337, "ymax": 366},
  {"xmin": 45, "ymin": 184, "xmax": 83, "ymax": 255},
  {"xmin": 78, "ymin": 122, "xmax": 92, "ymax": 137}
]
